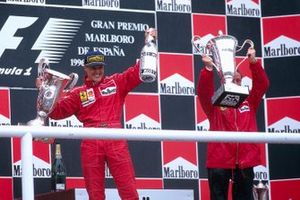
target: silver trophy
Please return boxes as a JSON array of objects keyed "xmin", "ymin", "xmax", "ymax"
[
  {"xmin": 253, "ymin": 180, "xmax": 269, "ymax": 200},
  {"xmin": 27, "ymin": 58, "xmax": 78, "ymax": 127},
  {"xmin": 192, "ymin": 31, "xmax": 254, "ymax": 107},
  {"xmin": 139, "ymin": 29, "xmax": 158, "ymax": 83}
]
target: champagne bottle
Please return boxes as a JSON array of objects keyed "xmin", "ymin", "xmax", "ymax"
[
  {"xmin": 139, "ymin": 28, "xmax": 158, "ymax": 83},
  {"xmin": 51, "ymin": 143, "xmax": 67, "ymax": 192}
]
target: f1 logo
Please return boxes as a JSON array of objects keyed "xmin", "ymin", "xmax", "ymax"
[
  {"xmin": 0, "ymin": 15, "xmax": 82, "ymax": 63},
  {"xmin": 0, "ymin": 16, "xmax": 38, "ymax": 57}
]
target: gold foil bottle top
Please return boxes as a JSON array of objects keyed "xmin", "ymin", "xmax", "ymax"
[{"xmin": 55, "ymin": 143, "xmax": 62, "ymax": 158}]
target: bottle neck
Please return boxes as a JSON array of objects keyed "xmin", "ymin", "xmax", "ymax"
[
  {"xmin": 145, "ymin": 35, "xmax": 156, "ymax": 44},
  {"xmin": 55, "ymin": 144, "xmax": 62, "ymax": 159}
]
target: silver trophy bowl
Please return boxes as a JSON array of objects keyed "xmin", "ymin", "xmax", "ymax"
[
  {"xmin": 192, "ymin": 31, "xmax": 254, "ymax": 107},
  {"xmin": 28, "ymin": 68, "xmax": 78, "ymax": 126},
  {"xmin": 207, "ymin": 35, "xmax": 238, "ymax": 84}
]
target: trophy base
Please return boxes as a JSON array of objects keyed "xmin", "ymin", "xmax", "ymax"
[{"xmin": 212, "ymin": 83, "xmax": 249, "ymax": 108}]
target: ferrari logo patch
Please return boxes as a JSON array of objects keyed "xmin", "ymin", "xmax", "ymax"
[{"xmin": 80, "ymin": 91, "xmax": 88, "ymax": 102}]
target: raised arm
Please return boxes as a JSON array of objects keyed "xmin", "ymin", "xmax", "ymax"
[
  {"xmin": 49, "ymin": 90, "xmax": 81, "ymax": 120},
  {"xmin": 246, "ymin": 48, "xmax": 269, "ymax": 112},
  {"xmin": 115, "ymin": 61, "xmax": 142, "ymax": 96},
  {"xmin": 116, "ymin": 27, "xmax": 157, "ymax": 96},
  {"xmin": 197, "ymin": 55, "xmax": 215, "ymax": 117}
]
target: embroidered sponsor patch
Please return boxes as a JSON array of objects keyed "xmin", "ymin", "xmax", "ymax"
[
  {"xmin": 87, "ymin": 88, "xmax": 95, "ymax": 101},
  {"xmin": 101, "ymin": 86, "xmax": 116, "ymax": 96},
  {"xmin": 239, "ymin": 105, "xmax": 250, "ymax": 113},
  {"xmin": 80, "ymin": 91, "xmax": 88, "ymax": 102},
  {"xmin": 87, "ymin": 54, "xmax": 105, "ymax": 64},
  {"xmin": 80, "ymin": 89, "xmax": 96, "ymax": 107},
  {"xmin": 99, "ymin": 80, "xmax": 117, "ymax": 96}
]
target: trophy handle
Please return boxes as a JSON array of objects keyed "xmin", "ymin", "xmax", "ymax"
[
  {"xmin": 191, "ymin": 35, "xmax": 204, "ymax": 55},
  {"xmin": 192, "ymin": 35, "xmax": 212, "ymax": 56},
  {"xmin": 65, "ymin": 73, "xmax": 79, "ymax": 91},
  {"xmin": 235, "ymin": 39, "xmax": 255, "ymax": 71},
  {"xmin": 192, "ymin": 35, "xmax": 220, "ymax": 72},
  {"xmin": 236, "ymin": 39, "xmax": 254, "ymax": 52},
  {"xmin": 38, "ymin": 58, "xmax": 50, "ymax": 77}
]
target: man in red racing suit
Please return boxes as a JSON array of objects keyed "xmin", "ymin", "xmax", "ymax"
[
  {"xmin": 48, "ymin": 28, "xmax": 157, "ymax": 200},
  {"xmin": 197, "ymin": 47, "xmax": 269, "ymax": 200}
]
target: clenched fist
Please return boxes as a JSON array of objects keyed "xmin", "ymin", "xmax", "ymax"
[
  {"xmin": 145, "ymin": 27, "xmax": 157, "ymax": 40},
  {"xmin": 247, "ymin": 47, "xmax": 257, "ymax": 64}
]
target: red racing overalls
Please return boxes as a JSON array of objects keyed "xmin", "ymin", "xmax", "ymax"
[
  {"xmin": 197, "ymin": 61, "xmax": 269, "ymax": 169},
  {"xmin": 49, "ymin": 62, "xmax": 142, "ymax": 200}
]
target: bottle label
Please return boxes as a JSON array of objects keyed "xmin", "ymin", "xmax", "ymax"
[
  {"xmin": 140, "ymin": 44, "xmax": 157, "ymax": 83},
  {"xmin": 56, "ymin": 183, "xmax": 65, "ymax": 190}
]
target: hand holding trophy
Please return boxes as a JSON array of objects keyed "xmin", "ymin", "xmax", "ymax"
[
  {"xmin": 27, "ymin": 58, "xmax": 78, "ymax": 142},
  {"xmin": 139, "ymin": 27, "xmax": 158, "ymax": 83},
  {"xmin": 247, "ymin": 47, "xmax": 257, "ymax": 64},
  {"xmin": 192, "ymin": 31, "xmax": 254, "ymax": 107}
]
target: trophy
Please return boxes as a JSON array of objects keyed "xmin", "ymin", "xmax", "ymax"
[
  {"xmin": 27, "ymin": 58, "xmax": 78, "ymax": 127},
  {"xmin": 139, "ymin": 28, "xmax": 158, "ymax": 83},
  {"xmin": 192, "ymin": 31, "xmax": 254, "ymax": 107},
  {"xmin": 253, "ymin": 180, "xmax": 269, "ymax": 200}
]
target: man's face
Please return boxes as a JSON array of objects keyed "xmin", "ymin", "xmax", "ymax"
[
  {"xmin": 233, "ymin": 71, "xmax": 242, "ymax": 86},
  {"xmin": 84, "ymin": 65, "xmax": 104, "ymax": 83}
]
